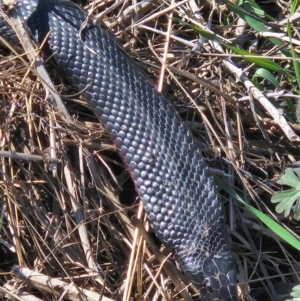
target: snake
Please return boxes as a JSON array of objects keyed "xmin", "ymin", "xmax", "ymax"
[{"xmin": 0, "ymin": 0, "xmax": 237, "ymax": 300}]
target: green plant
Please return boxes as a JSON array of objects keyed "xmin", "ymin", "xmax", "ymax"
[{"xmin": 271, "ymin": 168, "xmax": 300, "ymax": 221}]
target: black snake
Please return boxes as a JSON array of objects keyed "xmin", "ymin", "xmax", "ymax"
[{"xmin": 0, "ymin": 0, "xmax": 237, "ymax": 300}]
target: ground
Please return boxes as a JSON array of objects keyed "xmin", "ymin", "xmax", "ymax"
[{"xmin": 0, "ymin": 0, "xmax": 299, "ymax": 300}]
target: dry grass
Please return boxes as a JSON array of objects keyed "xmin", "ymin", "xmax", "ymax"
[{"xmin": 0, "ymin": 0, "xmax": 300, "ymax": 300}]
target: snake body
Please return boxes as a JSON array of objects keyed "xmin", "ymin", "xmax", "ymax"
[{"xmin": 0, "ymin": 1, "xmax": 237, "ymax": 300}]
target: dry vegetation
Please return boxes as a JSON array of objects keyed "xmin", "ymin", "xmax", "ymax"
[{"xmin": 0, "ymin": 0, "xmax": 300, "ymax": 300}]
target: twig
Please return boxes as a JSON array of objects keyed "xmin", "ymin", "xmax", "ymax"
[
  {"xmin": 208, "ymin": 39, "xmax": 300, "ymax": 142},
  {"xmin": 258, "ymin": 31, "xmax": 300, "ymax": 46},
  {"xmin": 157, "ymin": 0, "xmax": 174, "ymax": 92},
  {"xmin": 0, "ymin": 2, "xmax": 71, "ymax": 120},
  {"xmin": 132, "ymin": 218, "xmax": 195, "ymax": 301},
  {"xmin": 2, "ymin": 284, "xmax": 43, "ymax": 301},
  {"xmin": 0, "ymin": 150, "xmax": 58, "ymax": 162},
  {"xmin": 12, "ymin": 265, "xmax": 115, "ymax": 301}
]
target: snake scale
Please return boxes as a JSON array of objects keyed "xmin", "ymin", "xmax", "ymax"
[{"xmin": 0, "ymin": 0, "xmax": 237, "ymax": 300}]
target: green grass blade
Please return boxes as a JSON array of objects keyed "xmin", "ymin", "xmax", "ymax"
[
  {"xmin": 215, "ymin": 177, "xmax": 300, "ymax": 251},
  {"xmin": 226, "ymin": 45, "xmax": 291, "ymax": 76},
  {"xmin": 287, "ymin": 22, "xmax": 300, "ymax": 94},
  {"xmin": 174, "ymin": 19, "xmax": 291, "ymax": 77},
  {"xmin": 252, "ymin": 68, "xmax": 281, "ymax": 88},
  {"xmin": 224, "ymin": 0, "xmax": 290, "ymax": 56},
  {"xmin": 291, "ymin": 0, "xmax": 299, "ymax": 14}
]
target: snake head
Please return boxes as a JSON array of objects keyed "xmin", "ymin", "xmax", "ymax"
[
  {"xmin": 201, "ymin": 256, "xmax": 237, "ymax": 301},
  {"xmin": 186, "ymin": 255, "xmax": 237, "ymax": 301}
]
